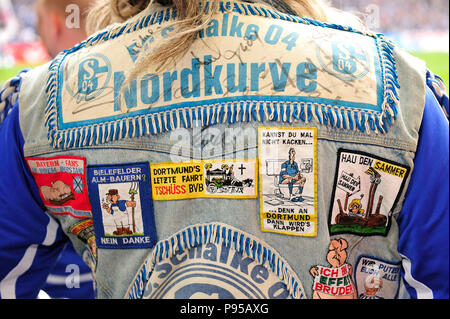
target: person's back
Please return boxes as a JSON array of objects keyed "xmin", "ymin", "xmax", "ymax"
[{"xmin": 0, "ymin": 0, "xmax": 448, "ymax": 299}]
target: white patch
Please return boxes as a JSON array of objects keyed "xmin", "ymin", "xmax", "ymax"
[
  {"xmin": 329, "ymin": 150, "xmax": 409, "ymax": 236},
  {"xmin": 258, "ymin": 127, "xmax": 317, "ymax": 237}
]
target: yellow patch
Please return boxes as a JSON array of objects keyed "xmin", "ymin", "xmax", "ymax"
[
  {"xmin": 258, "ymin": 127, "xmax": 317, "ymax": 237},
  {"xmin": 373, "ymin": 161, "xmax": 407, "ymax": 178},
  {"xmin": 150, "ymin": 159, "xmax": 258, "ymax": 200}
]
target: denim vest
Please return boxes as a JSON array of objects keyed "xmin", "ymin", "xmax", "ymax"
[{"xmin": 18, "ymin": 1, "xmax": 426, "ymax": 299}]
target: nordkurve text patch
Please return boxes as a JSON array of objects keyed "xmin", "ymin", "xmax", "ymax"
[
  {"xmin": 258, "ymin": 127, "xmax": 317, "ymax": 237},
  {"xmin": 87, "ymin": 162, "xmax": 157, "ymax": 249},
  {"xmin": 45, "ymin": 1, "xmax": 400, "ymax": 149},
  {"xmin": 328, "ymin": 149, "xmax": 410, "ymax": 236}
]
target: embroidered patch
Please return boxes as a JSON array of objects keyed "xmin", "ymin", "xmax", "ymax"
[
  {"xmin": 328, "ymin": 150, "xmax": 410, "ymax": 236},
  {"xmin": 258, "ymin": 127, "xmax": 317, "ymax": 237},
  {"xmin": 45, "ymin": 1, "xmax": 400, "ymax": 149},
  {"xmin": 26, "ymin": 156, "xmax": 92, "ymax": 219},
  {"xmin": 354, "ymin": 256, "xmax": 401, "ymax": 299},
  {"xmin": 150, "ymin": 159, "xmax": 257, "ymax": 200},
  {"xmin": 125, "ymin": 223, "xmax": 306, "ymax": 299},
  {"xmin": 309, "ymin": 238, "xmax": 358, "ymax": 299},
  {"xmin": 69, "ymin": 219, "xmax": 97, "ymax": 268},
  {"xmin": 87, "ymin": 162, "xmax": 157, "ymax": 249}
]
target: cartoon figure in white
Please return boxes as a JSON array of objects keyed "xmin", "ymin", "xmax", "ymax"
[{"xmin": 102, "ymin": 188, "xmax": 136, "ymax": 236}]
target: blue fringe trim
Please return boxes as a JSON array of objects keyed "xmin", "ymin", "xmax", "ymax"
[
  {"xmin": 45, "ymin": 1, "xmax": 401, "ymax": 149},
  {"xmin": 125, "ymin": 222, "xmax": 306, "ymax": 299}
]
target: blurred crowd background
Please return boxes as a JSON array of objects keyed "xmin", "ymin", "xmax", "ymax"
[
  {"xmin": 1, "ymin": 0, "xmax": 449, "ymax": 86},
  {"xmin": 331, "ymin": 0, "xmax": 449, "ymax": 52},
  {"xmin": 332, "ymin": 0, "xmax": 448, "ymax": 32}
]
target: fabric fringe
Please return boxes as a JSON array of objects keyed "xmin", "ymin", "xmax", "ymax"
[
  {"xmin": 125, "ymin": 222, "xmax": 307, "ymax": 299},
  {"xmin": 0, "ymin": 70, "xmax": 28, "ymax": 123},
  {"xmin": 45, "ymin": 1, "xmax": 401, "ymax": 149}
]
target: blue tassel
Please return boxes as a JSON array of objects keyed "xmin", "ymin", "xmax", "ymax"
[
  {"xmin": 354, "ymin": 112, "xmax": 365, "ymax": 133},
  {"xmin": 347, "ymin": 110, "xmax": 354, "ymax": 131},
  {"xmin": 43, "ymin": 1, "xmax": 402, "ymax": 149}
]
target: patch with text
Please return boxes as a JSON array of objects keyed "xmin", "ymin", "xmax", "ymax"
[
  {"xmin": 309, "ymin": 238, "xmax": 357, "ymax": 299},
  {"xmin": 328, "ymin": 150, "xmax": 410, "ymax": 236},
  {"xmin": 150, "ymin": 159, "xmax": 257, "ymax": 200},
  {"xmin": 26, "ymin": 156, "xmax": 92, "ymax": 219},
  {"xmin": 354, "ymin": 256, "xmax": 401, "ymax": 299},
  {"xmin": 45, "ymin": 2, "xmax": 399, "ymax": 149},
  {"xmin": 258, "ymin": 127, "xmax": 317, "ymax": 237},
  {"xmin": 87, "ymin": 162, "xmax": 157, "ymax": 249}
]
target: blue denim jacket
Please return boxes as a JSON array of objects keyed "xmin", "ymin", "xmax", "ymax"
[{"xmin": 3, "ymin": 1, "xmax": 445, "ymax": 299}]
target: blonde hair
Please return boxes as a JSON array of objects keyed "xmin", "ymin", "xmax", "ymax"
[{"xmin": 85, "ymin": 0, "xmax": 362, "ymax": 73}]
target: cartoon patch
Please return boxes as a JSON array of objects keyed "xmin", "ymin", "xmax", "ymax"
[
  {"xmin": 329, "ymin": 150, "xmax": 410, "ymax": 236},
  {"xmin": 26, "ymin": 156, "xmax": 92, "ymax": 219},
  {"xmin": 150, "ymin": 159, "xmax": 257, "ymax": 200},
  {"xmin": 354, "ymin": 256, "xmax": 401, "ymax": 299},
  {"xmin": 87, "ymin": 162, "xmax": 157, "ymax": 249},
  {"xmin": 258, "ymin": 127, "xmax": 317, "ymax": 237},
  {"xmin": 69, "ymin": 219, "xmax": 97, "ymax": 268},
  {"xmin": 126, "ymin": 223, "xmax": 306, "ymax": 299},
  {"xmin": 309, "ymin": 238, "xmax": 358, "ymax": 299}
]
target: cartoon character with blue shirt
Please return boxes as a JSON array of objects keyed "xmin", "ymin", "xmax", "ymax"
[
  {"xmin": 102, "ymin": 189, "xmax": 136, "ymax": 236},
  {"xmin": 279, "ymin": 148, "xmax": 306, "ymax": 202}
]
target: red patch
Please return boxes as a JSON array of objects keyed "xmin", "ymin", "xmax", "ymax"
[{"xmin": 26, "ymin": 156, "xmax": 92, "ymax": 219}]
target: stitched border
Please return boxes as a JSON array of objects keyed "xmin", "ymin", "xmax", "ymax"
[
  {"xmin": 45, "ymin": 1, "xmax": 400, "ymax": 149},
  {"xmin": 125, "ymin": 222, "xmax": 306, "ymax": 299}
]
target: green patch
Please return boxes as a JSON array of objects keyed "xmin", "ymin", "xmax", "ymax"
[
  {"xmin": 105, "ymin": 232, "xmax": 145, "ymax": 237},
  {"xmin": 329, "ymin": 224, "xmax": 386, "ymax": 236}
]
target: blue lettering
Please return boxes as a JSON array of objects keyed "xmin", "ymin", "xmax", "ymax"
[
  {"xmin": 219, "ymin": 243, "xmax": 231, "ymax": 264},
  {"xmin": 264, "ymin": 24, "xmax": 283, "ymax": 45},
  {"xmin": 229, "ymin": 15, "xmax": 243, "ymax": 37},
  {"xmin": 221, "ymin": 13, "xmax": 229, "ymax": 36},
  {"xmin": 268, "ymin": 281, "xmax": 289, "ymax": 299},
  {"xmin": 155, "ymin": 263, "xmax": 172, "ymax": 279},
  {"xmin": 332, "ymin": 42, "xmax": 366, "ymax": 75},
  {"xmin": 244, "ymin": 24, "xmax": 259, "ymax": 40},
  {"xmin": 230, "ymin": 251, "xmax": 253, "ymax": 274},
  {"xmin": 226, "ymin": 63, "xmax": 247, "ymax": 93},
  {"xmin": 141, "ymin": 73, "xmax": 159, "ymax": 104},
  {"xmin": 250, "ymin": 264, "xmax": 269, "ymax": 284},
  {"xmin": 203, "ymin": 243, "xmax": 218, "ymax": 262},
  {"xmin": 204, "ymin": 55, "xmax": 223, "ymax": 96},
  {"xmin": 78, "ymin": 58, "xmax": 108, "ymax": 94},
  {"xmin": 126, "ymin": 43, "xmax": 139, "ymax": 63},
  {"xmin": 269, "ymin": 62, "xmax": 291, "ymax": 92},
  {"xmin": 180, "ymin": 58, "xmax": 201, "ymax": 98},
  {"xmin": 114, "ymin": 71, "xmax": 138, "ymax": 111},
  {"xmin": 170, "ymin": 252, "xmax": 187, "ymax": 265},
  {"xmin": 250, "ymin": 62, "xmax": 266, "ymax": 91},
  {"xmin": 163, "ymin": 71, "xmax": 178, "ymax": 102},
  {"xmin": 296, "ymin": 62, "xmax": 317, "ymax": 92},
  {"xmin": 206, "ymin": 19, "xmax": 219, "ymax": 37}
]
